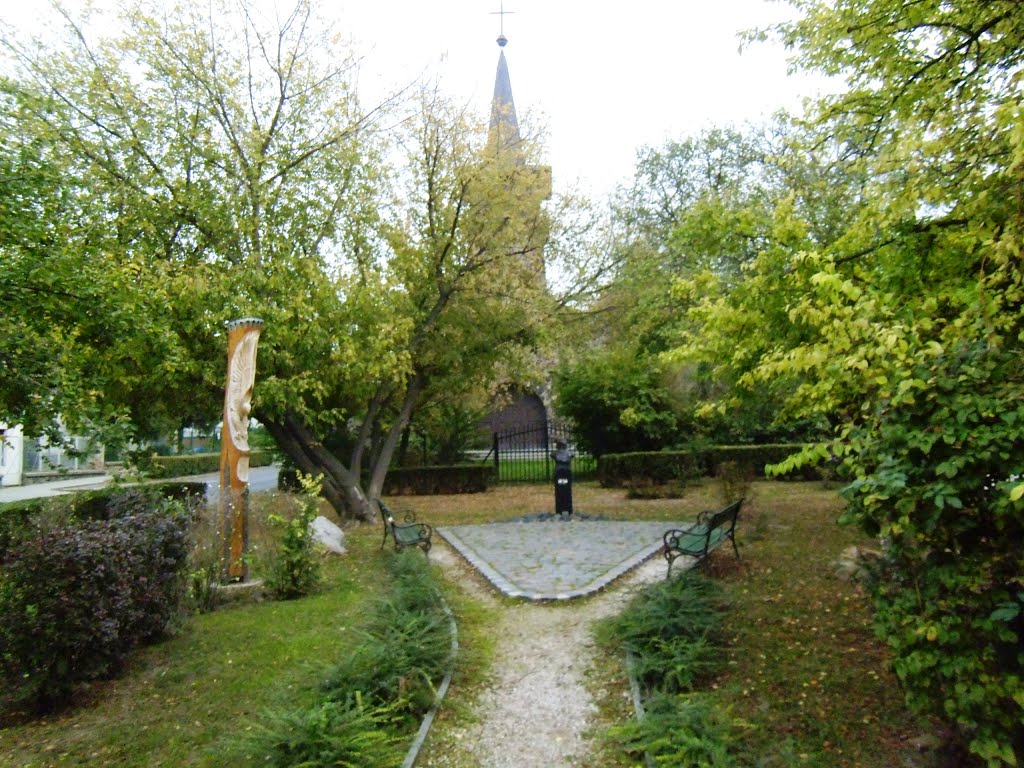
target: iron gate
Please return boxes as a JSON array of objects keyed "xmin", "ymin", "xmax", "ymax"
[{"xmin": 483, "ymin": 420, "xmax": 596, "ymax": 484}]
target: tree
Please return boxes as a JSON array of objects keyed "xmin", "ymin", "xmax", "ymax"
[
  {"xmin": 669, "ymin": 1, "xmax": 1024, "ymax": 761},
  {"xmin": 566, "ymin": 121, "xmax": 857, "ymax": 448},
  {"xmin": 0, "ymin": 77, "xmax": 180, "ymax": 448},
  {"xmin": 4, "ymin": 2, "xmax": 597, "ymax": 521}
]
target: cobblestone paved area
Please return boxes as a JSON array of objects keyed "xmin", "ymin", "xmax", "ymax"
[{"xmin": 437, "ymin": 520, "xmax": 696, "ymax": 600}]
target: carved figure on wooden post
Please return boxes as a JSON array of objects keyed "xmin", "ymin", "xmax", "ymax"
[{"xmin": 220, "ymin": 317, "xmax": 263, "ymax": 582}]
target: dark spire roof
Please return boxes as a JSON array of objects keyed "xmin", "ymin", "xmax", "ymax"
[{"xmin": 489, "ymin": 40, "xmax": 521, "ymax": 152}]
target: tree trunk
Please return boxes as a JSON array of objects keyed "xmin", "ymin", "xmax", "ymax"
[
  {"xmin": 366, "ymin": 374, "xmax": 423, "ymax": 502},
  {"xmin": 262, "ymin": 411, "xmax": 375, "ymax": 522}
]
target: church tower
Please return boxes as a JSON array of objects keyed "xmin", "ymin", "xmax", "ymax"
[
  {"xmin": 478, "ymin": 23, "xmax": 556, "ymax": 440},
  {"xmin": 488, "ymin": 32, "xmax": 522, "ymax": 154}
]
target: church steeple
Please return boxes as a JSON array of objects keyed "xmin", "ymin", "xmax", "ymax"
[{"xmin": 488, "ymin": 30, "xmax": 521, "ymax": 152}]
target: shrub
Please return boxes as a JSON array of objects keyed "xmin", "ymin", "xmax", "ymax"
[
  {"xmin": 0, "ymin": 501, "xmax": 190, "ymax": 715},
  {"xmin": 598, "ymin": 444, "xmax": 817, "ymax": 489},
  {"xmin": 382, "ymin": 464, "xmax": 495, "ymax": 495},
  {"xmin": 554, "ymin": 346, "xmax": 689, "ymax": 457},
  {"xmin": 265, "ymin": 474, "xmax": 322, "ymax": 600},
  {"xmin": 598, "ymin": 450, "xmax": 704, "ymax": 490},
  {"xmin": 0, "ymin": 483, "xmax": 205, "ymax": 559},
  {"xmin": 141, "ymin": 450, "xmax": 273, "ymax": 479}
]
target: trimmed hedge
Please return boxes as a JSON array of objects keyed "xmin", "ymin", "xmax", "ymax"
[
  {"xmin": 597, "ymin": 451, "xmax": 704, "ymax": 489},
  {"xmin": 278, "ymin": 464, "xmax": 496, "ymax": 496},
  {"xmin": 382, "ymin": 465, "xmax": 495, "ymax": 495},
  {"xmin": 598, "ymin": 444, "xmax": 821, "ymax": 488},
  {"xmin": 142, "ymin": 450, "xmax": 273, "ymax": 478},
  {"xmin": 0, "ymin": 492, "xmax": 191, "ymax": 715}
]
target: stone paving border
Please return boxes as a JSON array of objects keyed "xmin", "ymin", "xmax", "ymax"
[{"xmin": 437, "ymin": 520, "xmax": 695, "ymax": 600}]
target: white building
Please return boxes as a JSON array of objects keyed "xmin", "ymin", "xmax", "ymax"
[{"xmin": 0, "ymin": 423, "xmax": 24, "ymax": 487}]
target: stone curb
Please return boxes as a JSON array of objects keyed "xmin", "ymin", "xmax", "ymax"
[{"xmin": 402, "ymin": 589, "xmax": 459, "ymax": 768}]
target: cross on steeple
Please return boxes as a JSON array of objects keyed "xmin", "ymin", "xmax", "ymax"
[{"xmin": 490, "ymin": 1, "xmax": 514, "ymax": 45}]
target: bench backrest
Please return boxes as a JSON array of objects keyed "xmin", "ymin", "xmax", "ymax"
[{"xmin": 706, "ymin": 498, "xmax": 743, "ymax": 535}]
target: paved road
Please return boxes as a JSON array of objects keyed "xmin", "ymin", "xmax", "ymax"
[{"xmin": 0, "ymin": 465, "xmax": 280, "ymax": 504}]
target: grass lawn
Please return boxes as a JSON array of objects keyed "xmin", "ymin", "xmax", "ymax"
[
  {"xmin": 1, "ymin": 480, "xmax": 934, "ymax": 767},
  {"xmin": 0, "ymin": 497, "xmax": 391, "ymax": 768}
]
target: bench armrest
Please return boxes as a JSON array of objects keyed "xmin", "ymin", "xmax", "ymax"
[{"xmin": 663, "ymin": 528, "xmax": 689, "ymax": 549}]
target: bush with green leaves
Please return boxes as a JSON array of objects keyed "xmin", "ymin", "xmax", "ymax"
[
  {"xmin": 265, "ymin": 473, "xmax": 323, "ymax": 600},
  {"xmin": 826, "ymin": 338, "xmax": 1024, "ymax": 765},
  {"xmin": 554, "ymin": 346, "xmax": 689, "ymax": 457},
  {"xmin": 0, "ymin": 499, "xmax": 190, "ymax": 715}
]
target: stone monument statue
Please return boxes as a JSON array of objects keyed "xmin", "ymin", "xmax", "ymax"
[{"xmin": 220, "ymin": 317, "xmax": 263, "ymax": 582}]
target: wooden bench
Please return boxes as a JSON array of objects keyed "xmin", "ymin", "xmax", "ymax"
[
  {"xmin": 662, "ymin": 498, "xmax": 743, "ymax": 578},
  {"xmin": 376, "ymin": 499, "xmax": 433, "ymax": 555}
]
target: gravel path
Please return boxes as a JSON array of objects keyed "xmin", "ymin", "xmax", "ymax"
[{"xmin": 425, "ymin": 545, "xmax": 666, "ymax": 767}]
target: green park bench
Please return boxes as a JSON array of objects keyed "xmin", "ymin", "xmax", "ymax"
[
  {"xmin": 376, "ymin": 498, "xmax": 433, "ymax": 555},
  {"xmin": 662, "ymin": 498, "xmax": 743, "ymax": 578}
]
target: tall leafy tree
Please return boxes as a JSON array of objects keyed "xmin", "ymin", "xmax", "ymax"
[
  {"xmin": 671, "ymin": 1, "xmax": 1024, "ymax": 761},
  {"xmin": 4, "ymin": 2, "xmax": 596, "ymax": 521}
]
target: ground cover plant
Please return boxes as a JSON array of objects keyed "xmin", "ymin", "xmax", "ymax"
[
  {"xmin": 250, "ymin": 551, "xmax": 453, "ymax": 767},
  {"xmin": 596, "ymin": 572, "xmax": 743, "ymax": 766}
]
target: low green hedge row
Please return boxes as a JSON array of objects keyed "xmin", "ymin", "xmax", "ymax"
[
  {"xmin": 0, "ymin": 488, "xmax": 193, "ymax": 716},
  {"xmin": 141, "ymin": 450, "xmax": 273, "ymax": 478},
  {"xmin": 382, "ymin": 464, "xmax": 495, "ymax": 495},
  {"xmin": 278, "ymin": 464, "xmax": 496, "ymax": 496},
  {"xmin": 598, "ymin": 444, "xmax": 823, "ymax": 488}
]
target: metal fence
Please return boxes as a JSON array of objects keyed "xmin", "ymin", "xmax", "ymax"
[{"xmin": 483, "ymin": 420, "xmax": 596, "ymax": 484}]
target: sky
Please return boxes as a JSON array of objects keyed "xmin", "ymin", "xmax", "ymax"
[
  {"xmin": 3, "ymin": 0, "xmax": 832, "ymax": 201},
  {"xmin": 340, "ymin": 0, "xmax": 832, "ymax": 200}
]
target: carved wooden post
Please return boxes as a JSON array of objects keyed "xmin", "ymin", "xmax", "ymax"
[{"xmin": 220, "ymin": 317, "xmax": 263, "ymax": 582}]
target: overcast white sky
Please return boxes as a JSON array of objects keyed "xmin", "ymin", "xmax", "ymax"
[
  {"xmin": 343, "ymin": 0, "xmax": 830, "ymax": 200},
  {"xmin": 3, "ymin": 0, "xmax": 831, "ymax": 201}
]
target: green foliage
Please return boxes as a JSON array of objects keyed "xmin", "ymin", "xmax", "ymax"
[
  {"xmin": 599, "ymin": 574, "xmax": 739, "ymax": 766},
  {"xmin": 140, "ymin": 450, "xmax": 273, "ymax": 479},
  {"xmin": 265, "ymin": 474, "xmax": 323, "ymax": 600},
  {"xmin": 608, "ymin": 692, "xmax": 743, "ymax": 768},
  {"xmin": 555, "ymin": 346, "xmax": 688, "ymax": 457},
  {"xmin": 251, "ymin": 550, "xmax": 451, "ymax": 766},
  {"xmin": 599, "ymin": 573, "xmax": 727, "ymax": 695},
  {"xmin": 652, "ymin": 1, "xmax": 1024, "ymax": 762},
  {"xmin": 320, "ymin": 552, "xmax": 452, "ymax": 720},
  {"xmin": 598, "ymin": 450, "xmax": 704, "ymax": 491},
  {"xmin": 0, "ymin": 500, "xmax": 190, "ymax": 715},
  {"xmin": 251, "ymin": 696, "xmax": 405, "ymax": 768},
  {"xmin": 381, "ymin": 464, "xmax": 495, "ymax": 496},
  {"xmin": 598, "ymin": 444, "xmax": 814, "ymax": 489}
]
